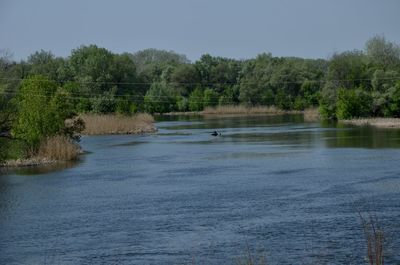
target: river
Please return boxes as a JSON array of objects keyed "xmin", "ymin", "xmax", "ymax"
[{"xmin": 1, "ymin": 114, "xmax": 399, "ymax": 264}]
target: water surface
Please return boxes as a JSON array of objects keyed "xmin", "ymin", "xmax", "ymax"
[{"xmin": 1, "ymin": 114, "xmax": 400, "ymax": 264}]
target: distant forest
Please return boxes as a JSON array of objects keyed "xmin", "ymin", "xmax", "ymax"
[{"xmin": 1, "ymin": 35, "xmax": 400, "ymax": 132}]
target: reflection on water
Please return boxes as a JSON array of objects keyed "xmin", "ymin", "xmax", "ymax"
[
  {"xmin": 13, "ymin": 160, "xmax": 83, "ymax": 175},
  {"xmin": 0, "ymin": 114, "xmax": 400, "ymax": 265}
]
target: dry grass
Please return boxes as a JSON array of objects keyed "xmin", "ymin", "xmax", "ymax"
[
  {"xmin": 202, "ymin": 105, "xmax": 298, "ymax": 115},
  {"xmin": 80, "ymin": 113, "xmax": 157, "ymax": 135},
  {"xmin": 341, "ymin": 118, "xmax": 400, "ymax": 128},
  {"xmin": 235, "ymin": 244, "xmax": 267, "ymax": 265},
  {"xmin": 359, "ymin": 213, "xmax": 385, "ymax": 265},
  {"xmin": 1, "ymin": 157, "xmax": 56, "ymax": 167},
  {"xmin": 303, "ymin": 107, "xmax": 320, "ymax": 122},
  {"xmin": 37, "ymin": 135, "xmax": 81, "ymax": 161}
]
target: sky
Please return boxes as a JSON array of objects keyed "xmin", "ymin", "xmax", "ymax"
[{"xmin": 1, "ymin": 0, "xmax": 399, "ymax": 62}]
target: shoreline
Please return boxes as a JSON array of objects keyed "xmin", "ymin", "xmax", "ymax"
[
  {"xmin": 1, "ymin": 114, "xmax": 158, "ymax": 168},
  {"xmin": 0, "ymin": 157, "xmax": 57, "ymax": 168},
  {"xmin": 340, "ymin": 118, "xmax": 400, "ymax": 128}
]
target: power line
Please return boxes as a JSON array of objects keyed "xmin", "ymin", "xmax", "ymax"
[
  {"xmin": 0, "ymin": 90, "xmax": 232, "ymax": 104},
  {"xmin": 0, "ymin": 76, "xmax": 399, "ymax": 86},
  {"xmin": 1, "ymin": 76, "xmax": 399, "ymax": 102}
]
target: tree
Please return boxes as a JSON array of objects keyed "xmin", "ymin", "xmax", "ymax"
[
  {"xmin": 327, "ymin": 50, "xmax": 368, "ymax": 89},
  {"xmin": 366, "ymin": 35, "xmax": 400, "ymax": 71},
  {"xmin": 12, "ymin": 75, "xmax": 77, "ymax": 146},
  {"xmin": 131, "ymin": 48, "xmax": 189, "ymax": 74},
  {"xmin": 383, "ymin": 82, "xmax": 400, "ymax": 117},
  {"xmin": 188, "ymin": 88, "xmax": 204, "ymax": 111},
  {"xmin": 336, "ymin": 88, "xmax": 372, "ymax": 119},
  {"xmin": 144, "ymin": 82, "xmax": 176, "ymax": 113},
  {"xmin": 68, "ymin": 45, "xmax": 116, "ymax": 94},
  {"xmin": 203, "ymin": 88, "xmax": 219, "ymax": 107}
]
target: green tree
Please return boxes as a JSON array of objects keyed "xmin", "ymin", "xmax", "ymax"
[
  {"xmin": 12, "ymin": 75, "xmax": 76, "ymax": 146},
  {"xmin": 188, "ymin": 88, "xmax": 204, "ymax": 111},
  {"xmin": 144, "ymin": 82, "xmax": 176, "ymax": 113},
  {"xmin": 91, "ymin": 93, "xmax": 117, "ymax": 114},
  {"xmin": 366, "ymin": 35, "xmax": 400, "ymax": 71},
  {"xmin": 336, "ymin": 88, "xmax": 372, "ymax": 119},
  {"xmin": 319, "ymin": 82, "xmax": 337, "ymax": 120},
  {"xmin": 383, "ymin": 82, "xmax": 400, "ymax": 117},
  {"xmin": 203, "ymin": 88, "xmax": 219, "ymax": 107}
]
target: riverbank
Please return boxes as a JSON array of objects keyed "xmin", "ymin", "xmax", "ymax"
[
  {"xmin": 1, "ymin": 114, "xmax": 157, "ymax": 168},
  {"xmin": 340, "ymin": 118, "xmax": 400, "ymax": 128},
  {"xmin": 0, "ymin": 135, "xmax": 82, "ymax": 168},
  {"xmin": 80, "ymin": 113, "xmax": 157, "ymax": 135}
]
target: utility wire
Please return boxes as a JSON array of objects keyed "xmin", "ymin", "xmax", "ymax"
[{"xmin": 0, "ymin": 76, "xmax": 399, "ymax": 86}]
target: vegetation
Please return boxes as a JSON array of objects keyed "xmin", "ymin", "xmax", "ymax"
[
  {"xmin": 37, "ymin": 135, "xmax": 81, "ymax": 161},
  {"xmin": 80, "ymin": 113, "xmax": 155, "ymax": 135},
  {"xmin": 1, "ymin": 35, "xmax": 400, "ymax": 162}
]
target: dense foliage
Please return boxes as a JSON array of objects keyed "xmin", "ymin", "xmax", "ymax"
[
  {"xmin": 0, "ymin": 36, "xmax": 399, "ymax": 132},
  {"xmin": 12, "ymin": 75, "xmax": 79, "ymax": 147}
]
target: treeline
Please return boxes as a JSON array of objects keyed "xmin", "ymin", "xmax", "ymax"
[{"xmin": 1, "ymin": 35, "xmax": 400, "ymax": 124}]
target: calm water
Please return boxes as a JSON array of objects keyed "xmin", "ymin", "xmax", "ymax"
[{"xmin": 1, "ymin": 115, "xmax": 400, "ymax": 265}]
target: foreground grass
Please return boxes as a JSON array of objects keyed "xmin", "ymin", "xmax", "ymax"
[
  {"xmin": 340, "ymin": 118, "xmax": 400, "ymax": 128},
  {"xmin": 80, "ymin": 113, "xmax": 157, "ymax": 135}
]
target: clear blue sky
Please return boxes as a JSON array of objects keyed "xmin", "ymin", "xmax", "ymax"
[{"xmin": 1, "ymin": 0, "xmax": 399, "ymax": 61}]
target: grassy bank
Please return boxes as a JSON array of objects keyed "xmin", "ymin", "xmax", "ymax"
[
  {"xmin": 80, "ymin": 113, "xmax": 157, "ymax": 135},
  {"xmin": 341, "ymin": 118, "xmax": 400, "ymax": 128},
  {"xmin": 0, "ymin": 135, "xmax": 81, "ymax": 167}
]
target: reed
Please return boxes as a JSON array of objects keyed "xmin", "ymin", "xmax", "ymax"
[
  {"xmin": 37, "ymin": 135, "xmax": 81, "ymax": 161},
  {"xmin": 80, "ymin": 113, "xmax": 156, "ymax": 135},
  {"xmin": 359, "ymin": 213, "xmax": 385, "ymax": 265},
  {"xmin": 303, "ymin": 107, "xmax": 320, "ymax": 122},
  {"xmin": 202, "ymin": 105, "xmax": 294, "ymax": 115},
  {"xmin": 341, "ymin": 118, "xmax": 400, "ymax": 128}
]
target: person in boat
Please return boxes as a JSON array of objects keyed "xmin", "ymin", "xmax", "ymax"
[{"xmin": 211, "ymin": 131, "xmax": 221, "ymax": 136}]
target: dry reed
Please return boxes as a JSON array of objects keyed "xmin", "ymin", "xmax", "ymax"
[
  {"xmin": 37, "ymin": 135, "xmax": 81, "ymax": 161},
  {"xmin": 303, "ymin": 107, "xmax": 320, "ymax": 122},
  {"xmin": 341, "ymin": 118, "xmax": 400, "ymax": 128},
  {"xmin": 202, "ymin": 105, "xmax": 297, "ymax": 115},
  {"xmin": 359, "ymin": 213, "xmax": 385, "ymax": 265},
  {"xmin": 80, "ymin": 113, "xmax": 156, "ymax": 135}
]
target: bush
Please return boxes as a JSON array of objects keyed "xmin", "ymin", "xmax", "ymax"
[{"xmin": 336, "ymin": 88, "xmax": 373, "ymax": 119}]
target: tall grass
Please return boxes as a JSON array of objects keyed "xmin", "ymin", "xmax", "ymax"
[
  {"xmin": 235, "ymin": 244, "xmax": 267, "ymax": 265},
  {"xmin": 80, "ymin": 113, "xmax": 156, "ymax": 135},
  {"xmin": 303, "ymin": 107, "xmax": 320, "ymax": 122},
  {"xmin": 37, "ymin": 135, "xmax": 81, "ymax": 161},
  {"xmin": 359, "ymin": 213, "xmax": 385, "ymax": 265},
  {"xmin": 341, "ymin": 118, "xmax": 400, "ymax": 128},
  {"xmin": 202, "ymin": 105, "xmax": 294, "ymax": 115}
]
